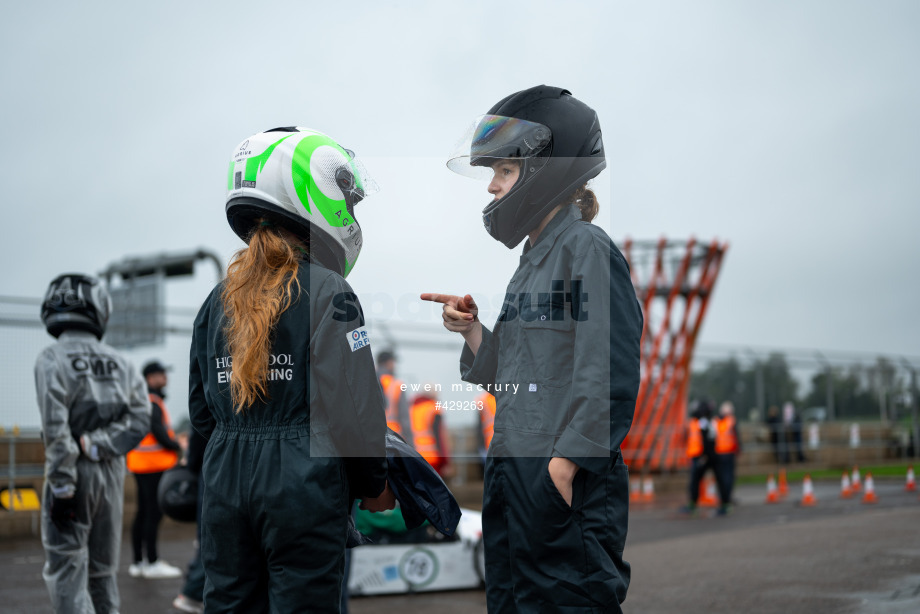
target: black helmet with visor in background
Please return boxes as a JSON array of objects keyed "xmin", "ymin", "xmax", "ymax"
[
  {"xmin": 40, "ymin": 273, "xmax": 112, "ymax": 340},
  {"xmin": 447, "ymin": 85, "xmax": 606, "ymax": 249}
]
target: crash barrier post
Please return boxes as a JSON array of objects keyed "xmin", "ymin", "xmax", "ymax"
[
  {"xmin": 0, "ymin": 426, "xmax": 41, "ymax": 514},
  {"xmin": 4, "ymin": 426, "xmax": 13, "ymax": 514}
]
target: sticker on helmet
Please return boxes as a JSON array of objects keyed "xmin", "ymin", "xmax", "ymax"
[{"xmin": 347, "ymin": 326, "xmax": 370, "ymax": 352}]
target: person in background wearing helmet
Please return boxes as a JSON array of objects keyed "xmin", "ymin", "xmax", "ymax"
[
  {"xmin": 34, "ymin": 273, "xmax": 150, "ymax": 613},
  {"xmin": 189, "ymin": 127, "xmax": 395, "ymax": 612},
  {"xmin": 126, "ymin": 360, "xmax": 183, "ymax": 579},
  {"xmin": 376, "ymin": 349, "xmax": 412, "ymax": 444},
  {"xmin": 423, "ymin": 86, "xmax": 643, "ymax": 612}
]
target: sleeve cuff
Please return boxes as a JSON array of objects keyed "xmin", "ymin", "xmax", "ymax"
[
  {"xmin": 51, "ymin": 484, "xmax": 76, "ymax": 498},
  {"xmin": 459, "ymin": 326, "xmax": 497, "ymax": 386},
  {"xmin": 553, "ymin": 426, "xmax": 612, "ymax": 475}
]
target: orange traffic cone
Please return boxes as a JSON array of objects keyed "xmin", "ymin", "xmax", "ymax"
[
  {"xmin": 642, "ymin": 477, "xmax": 656, "ymax": 503},
  {"xmin": 851, "ymin": 466, "xmax": 862, "ymax": 492},
  {"xmin": 862, "ymin": 473, "xmax": 878, "ymax": 504},
  {"xmin": 630, "ymin": 478, "xmax": 641, "ymax": 503},
  {"xmin": 840, "ymin": 472, "xmax": 853, "ymax": 499},
  {"xmin": 765, "ymin": 474, "xmax": 781, "ymax": 503},
  {"xmin": 778, "ymin": 468, "xmax": 789, "ymax": 498},
  {"xmin": 698, "ymin": 476, "xmax": 719, "ymax": 507},
  {"xmin": 800, "ymin": 475, "xmax": 817, "ymax": 506},
  {"xmin": 906, "ymin": 466, "xmax": 916, "ymax": 492}
]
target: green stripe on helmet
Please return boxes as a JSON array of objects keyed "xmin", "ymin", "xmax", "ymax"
[
  {"xmin": 227, "ymin": 161, "xmax": 235, "ymax": 190},
  {"xmin": 291, "ymin": 134, "xmax": 353, "ymax": 227},
  {"xmin": 244, "ymin": 135, "xmax": 294, "ymax": 184}
]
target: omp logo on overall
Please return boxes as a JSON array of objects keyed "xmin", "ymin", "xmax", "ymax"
[{"xmin": 67, "ymin": 352, "xmax": 120, "ymax": 379}]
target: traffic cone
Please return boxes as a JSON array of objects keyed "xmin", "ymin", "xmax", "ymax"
[
  {"xmin": 698, "ymin": 476, "xmax": 719, "ymax": 507},
  {"xmin": 862, "ymin": 473, "xmax": 878, "ymax": 504},
  {"xmin": 642, "ymin": 477, "xmax": 656, "ymax": 503},
  {"xmin": 778, "ymin": 468, "xmax": 789, "ymax": 498},
  {"xmin": 851, "ymin": 466, "xmax": 862, "ymax": 492},
  {"xmin": 630, "ymin": 478, "xmax": 641, "ymax": 503},
  {"xmin": 906, "ymin": 466, "xmax": 916, "ymax": 492},
  {"xmin": 840, "ymin": 472, "xmax": 853, "ymax": 499},
  {"xmin": 800, "ymin": 475, "xmax": 817, "ymax": 506},
  {"xmin": 765, "ymin": 474, "xmax": 780, "ymax": 503}
]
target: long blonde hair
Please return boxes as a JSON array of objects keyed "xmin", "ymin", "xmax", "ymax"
[{"xmin": 221, "ymin": 223, "xmax": 302, "ymax": 413}]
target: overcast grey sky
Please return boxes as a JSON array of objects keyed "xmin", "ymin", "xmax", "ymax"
[{"xmin": 2, "ymin": 1, "xmax": 919, "ymax": 427}]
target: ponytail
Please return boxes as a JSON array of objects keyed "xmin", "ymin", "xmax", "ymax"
[
  {"xmin": 221, "ymin": 223, "xmax": 302, "ymax": 413},
  {"xmin": 570, "ymin": 183, "xmax": 599, "ymax": 223}
]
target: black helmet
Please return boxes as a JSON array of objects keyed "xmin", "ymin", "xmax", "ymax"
[
  {"xmin": 157, "ymin": 466, "xmax": 198, "ymax": 523},
  {"xmin": 447, "ymin": 85, "xmax": 605, "ymax": 248},
  {"xmin": 41, "ymin": 274, "xmax": 112, "ymax": 340}
]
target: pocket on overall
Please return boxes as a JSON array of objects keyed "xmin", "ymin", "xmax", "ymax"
[{"xmin": 519, "ymin": 301, "xmax": 574, "ymax": 388}]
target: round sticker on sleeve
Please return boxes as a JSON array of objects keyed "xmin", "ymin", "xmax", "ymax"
[{"xmin": 398, "ymin": 547, "xmax": 438, "ymax": 588}]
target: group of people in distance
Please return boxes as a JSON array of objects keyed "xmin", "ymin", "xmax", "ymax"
[
  {"xmin": 682, "ymin": 400, "xmax": 742, "ymax": 516},
  {"xmin": 34, "ymin": 85, "xmax": 643, "ymax": 613}
]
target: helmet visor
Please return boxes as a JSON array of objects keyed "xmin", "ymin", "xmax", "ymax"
[
  {"xmin": 336, "ymin": 148, "xmax": 380, "ymax": 205},
  {"xmin": 447, "ymin": 115, "xmax": 552, "ymax": 179}
]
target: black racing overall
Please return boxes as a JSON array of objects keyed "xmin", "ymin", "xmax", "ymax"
[
  {"xmin": 461, "ymin": 204, "xmax": 643, "ymax": 613},
  {"xmin": 189, "ymin": 260, "xmax": 387, "ymax": 613}
]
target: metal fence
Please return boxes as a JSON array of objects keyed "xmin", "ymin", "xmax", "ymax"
[{"xmin": 3, "ymin": 294, "xmax": 918, "ymax": 506}]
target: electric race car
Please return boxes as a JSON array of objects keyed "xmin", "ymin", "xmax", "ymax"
[{"xmin": 348, "ymin": 507, "xmax": 484, "ymax": 595}]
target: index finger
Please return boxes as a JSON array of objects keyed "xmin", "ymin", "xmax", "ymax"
[{"xmin": 420, "ymin": 293, "xmax": 459, "ymax": 305}]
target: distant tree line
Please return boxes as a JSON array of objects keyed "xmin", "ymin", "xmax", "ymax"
[{"xmin": 688, "ymin": 353, "xmax": 916, "ymax": 422}]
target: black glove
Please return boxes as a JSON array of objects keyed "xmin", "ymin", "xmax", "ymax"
[{"xmin": 50, "ymin": 496, "xmax": 78, "ymax": 530}]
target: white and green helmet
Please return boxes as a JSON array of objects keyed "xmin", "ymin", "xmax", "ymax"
[{"xmin": 225, "ymin": 127, "xmax": 377, "ymax": 277}]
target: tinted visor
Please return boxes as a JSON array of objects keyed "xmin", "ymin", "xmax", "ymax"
[{"xmin": 447, "ymin": 115, "xmax": 551, "ymax": 179}]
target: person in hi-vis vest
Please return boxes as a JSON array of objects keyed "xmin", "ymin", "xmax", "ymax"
[
  {"xmin": 126, "ymin": 361, "xmax": 182, "ymax": 579},
  {"xmin": 409, "ymin": 390, "xmax": 452, "ymax": 477},
  {"xmin": 376, "ymin": 350, "xmax": 413, "ymax": 446},
  {"xmin": 477, "ymin": 392, "xmax": 497, "ymax": 460},
  {"xmin": 715, "ymin": 401, "xmax": 741, "ymax": 507},
  {"xmin": 682, "ymin": 400, "xmax": 730, "ymax": 516}
]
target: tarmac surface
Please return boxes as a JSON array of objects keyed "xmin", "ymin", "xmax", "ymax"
[{"xmin": 2, "ymin": 478, "xmax": 919, "ymax": 613}]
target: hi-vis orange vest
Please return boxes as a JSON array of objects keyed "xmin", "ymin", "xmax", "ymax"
[
  {"xmin": 126, "ymin": 395, "xmax": 179, "ymax": 474},
  {"xmin": 686, "ymin": 418, "xmax": 703, "ymax": 458},
  {"xmin": 410, "ymin": 398, "xmax": 439, "ymax": 465},
  {"xmin": 715, "ymin": 415, "xmax": 739, "ymax": 454},
  {"xmin": 380, "ymin": 374, "xmax": 404, "ymax": 435},
  {"xmin": 479, "ymin": 393, "xmax": 496, "ymax": 450}
]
